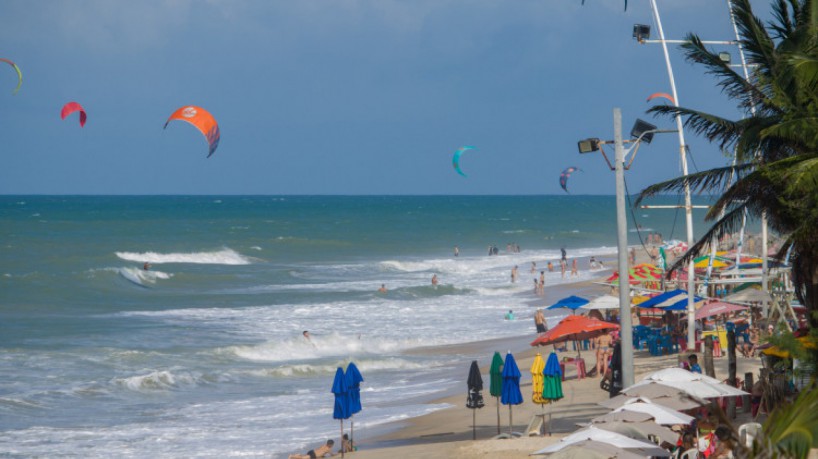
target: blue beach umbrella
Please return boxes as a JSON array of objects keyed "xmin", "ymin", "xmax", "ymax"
[
  {"xmin": 345, "ymin": 362, "xmax": 363, "ymax": 447},
  {"xmin": 501, "ymin": 352, "xmax": 523, "ymax": 435},
  {"xmin": 546, "ymin": 295, "xmax": 590, "ymax": 314},
  {"xmin": 331, "ymin": 367, "xmax": 350, "ymax": 457}
]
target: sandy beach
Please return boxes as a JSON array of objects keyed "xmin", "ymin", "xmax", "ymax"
[{"xmin": 341, "ymin": 261, "xmax": 765, "ymax": 459}]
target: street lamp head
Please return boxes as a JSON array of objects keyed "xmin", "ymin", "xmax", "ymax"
[
  {"xmin": 633, "ymin": 24, "xmax": 650, "ymax": 42},
  {"xmin": 718, "ymin": 52, "xmax": 731, "ymax": 64},
  {"xmin": 630, "ymin": 119, "xmax": 658, "ymax": 144},
  {"xmin": 578, "ymin": 138, "xmax": 601, "ymax": 154}
]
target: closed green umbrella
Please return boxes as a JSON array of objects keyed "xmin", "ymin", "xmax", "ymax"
[
  {"xmin": 489, "ymin": 351, "xmax": 504, "ymax": 435},
  {"xmin": 542, "ymin": 352, "xmax": 564, "ymax": 435}
]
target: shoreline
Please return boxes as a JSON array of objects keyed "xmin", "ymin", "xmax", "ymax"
[
  {"xmin": 343, "ymin": 254, "xmax": 620, "ymax": 453},
  {"xmin": 332, "ymin": 249, "xmax": 764, "ymax": 459}
]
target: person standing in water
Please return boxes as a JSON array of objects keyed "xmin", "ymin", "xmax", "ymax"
[
  {"xmin": 454, "ymin": 246, "xmax": 459, "ymax": 257},
  {"xmin": 511, "ymin": 265, "xmax": 518, "ymax": 283},
  {"xmin": 534, "ymin": 309, "xmax": 547, "ymax": 334},
  {"xmin": 571, "ymin": 259, "xmax": 578, "ymax": 277},
  {"xmin": 378, "ymin": 284, "xmax": 387, "ymax": 293},
  {"xmin": 143, "ymin": 262, "xmax": 151, "ymax": 271},
  {"xmin": 431, "ymin": 274, "xmax": 438, "ymax": 286}
]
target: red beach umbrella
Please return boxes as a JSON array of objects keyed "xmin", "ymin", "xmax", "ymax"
[{"xmin": 530, "ymin": 316, "xmax": 620, "ymax": 356}]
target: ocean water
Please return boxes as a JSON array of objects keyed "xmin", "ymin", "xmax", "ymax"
[{"xmin": 0, "ymin": 195, "xmax": 712, "ymax": 457}]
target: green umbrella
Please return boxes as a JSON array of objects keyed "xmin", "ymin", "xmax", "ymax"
[
  {"xmin": 541, "ymin": 352, "xmax": 564, "ymax": 435},
  {"xmin": 489, "ymin": 351, "xmax": 504, "ymax": 435}
]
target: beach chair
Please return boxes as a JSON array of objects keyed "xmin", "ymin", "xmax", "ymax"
[{"xmin": 738, "ymin": 422, "xmax": 762, "ymax": 447}]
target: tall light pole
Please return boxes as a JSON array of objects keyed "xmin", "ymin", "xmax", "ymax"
[
  {"xmin": 579, "ymin": 108, "xmax": 675, "ymax": 389},
  {"xmin": 612, "ymin": 109, "xmax": 633, "ymax": 388}
]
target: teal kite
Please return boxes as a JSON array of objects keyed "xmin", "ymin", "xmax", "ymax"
[{"xmin": 453, "ymin": 146, "xmax": 476, "ymax": 177}]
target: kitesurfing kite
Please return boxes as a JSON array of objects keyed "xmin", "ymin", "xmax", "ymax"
[
  {"xmin": 646, "ymin": 92, "xmax": 676, "ymax": 105},
  {"xmin": 0, "ymin": 58, "xmax": 22, "ymax": 95},
  {"xmin": 60, "ymin": 102, "xmax": 87, "ymax": 127},
  {"xmin": 164, "ymin": 105, "xmax": 221, "ymax": 158},
  {"xmin": 452, "ymin": 146, "xmax": 475, "ymax": 177},
  {"xmin": 559, "ymin": 167, "xmax": 580, "ymax": 193}
]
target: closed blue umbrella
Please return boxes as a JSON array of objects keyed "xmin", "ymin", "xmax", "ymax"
[
  {"xmin": 345, "ymin": 362, "xmax": 363, "ymax": 415},
  {"xmin": 331, "ymin": 367, "xmax": 350, "ymax": 457},
  {"xmin": 345, "ymin": 362, "xmax": 363, "ymax": 449},
  {"xmin": 501, "ymin": 352, "xmax": 523, "ymax": 435}
]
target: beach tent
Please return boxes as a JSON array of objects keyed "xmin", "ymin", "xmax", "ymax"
[{"xmin": 725, "ymin": 287, "xmax": 773, "ymax": 305}]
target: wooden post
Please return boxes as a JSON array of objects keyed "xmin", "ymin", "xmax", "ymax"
[
  {"xmin": 704, "ymin": 335, "xmax": 716, "ymax": 378},
  {"xmin": 727, "ymin": 330, "xmax": 737, "ymax": 419},
  {"xmin": 743, "ymin": 372, "xmax": 753, "ymax": 414}
]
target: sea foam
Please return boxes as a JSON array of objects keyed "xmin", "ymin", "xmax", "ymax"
[{"xmin": 115, "ymin": 248, "xmax": 252, "ymax": 265}]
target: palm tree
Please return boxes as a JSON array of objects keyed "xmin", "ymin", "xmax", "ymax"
[{"xmin": 635, "ymin": 0, "xmax": 818, "ymax": 335}]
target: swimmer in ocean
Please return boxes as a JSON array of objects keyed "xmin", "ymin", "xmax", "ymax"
[
  {"xmin": 143, "ymin": 262, "xmax": 151, "ymax": 271},
  {"xmin": 378, "ymin": 284, "xmax": 387, "ymax": 293}
]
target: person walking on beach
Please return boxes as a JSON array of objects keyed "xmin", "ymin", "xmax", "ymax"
[
  {"xmin": 288, "ymin": 439, "xmax": 334, "ymax": 459},
  {"xmin": 595, "ymin": 331, "xmax": 613, "ymax": 377},
  {"xmin": 534, "ymin": 309, "xmax": 547, "ymax": 334}
]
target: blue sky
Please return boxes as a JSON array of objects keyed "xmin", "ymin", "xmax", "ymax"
[{"xmin": 0, "ymin": 0, "xmax": 765, "ymax": 195}]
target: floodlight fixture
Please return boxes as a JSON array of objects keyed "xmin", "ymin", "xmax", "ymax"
[
  {"xmin": 578, "ymin": 138, "xmax": 601, "ymax": 154},
  {"xmin": 633, "ymin": 24, "xmax": 651, "ymax": 42},
  {"xmin": 630, "ymin": 119, "xmax": 658, "ymax": 144},
  {"xmin": 719, "ymin": 52, "xmax": 731, "ymax": 64}
]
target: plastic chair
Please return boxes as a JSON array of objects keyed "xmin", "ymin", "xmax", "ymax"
[
  {"xmin": 678, "ymin": 447, "xmax": 698, "ymax": 459},
  {"xmin": 738, "ymin": 422, "xmax": 763, "ymax": 447}
]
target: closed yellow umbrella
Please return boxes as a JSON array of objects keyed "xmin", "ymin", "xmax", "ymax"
[
  {"xmin": 530, "ymin": 353, "xmax": 549, "ymax": 436},
  {"xmin": 531, "ymin": 353, "xmax": 546, "ymax": 404}
]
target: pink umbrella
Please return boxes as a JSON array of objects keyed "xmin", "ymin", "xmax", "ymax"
[{"xmin": 694, "ymin": 301, "xmax": 748, "ymax": 320}]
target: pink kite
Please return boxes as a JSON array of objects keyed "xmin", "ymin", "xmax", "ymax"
[
  {"xmin": 646, "ymin": 92, "xmax": 676, "ymax": 105},
  {"xmin": 61, "ymin": 101, "xmax": 87, "ymax": 127}
]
